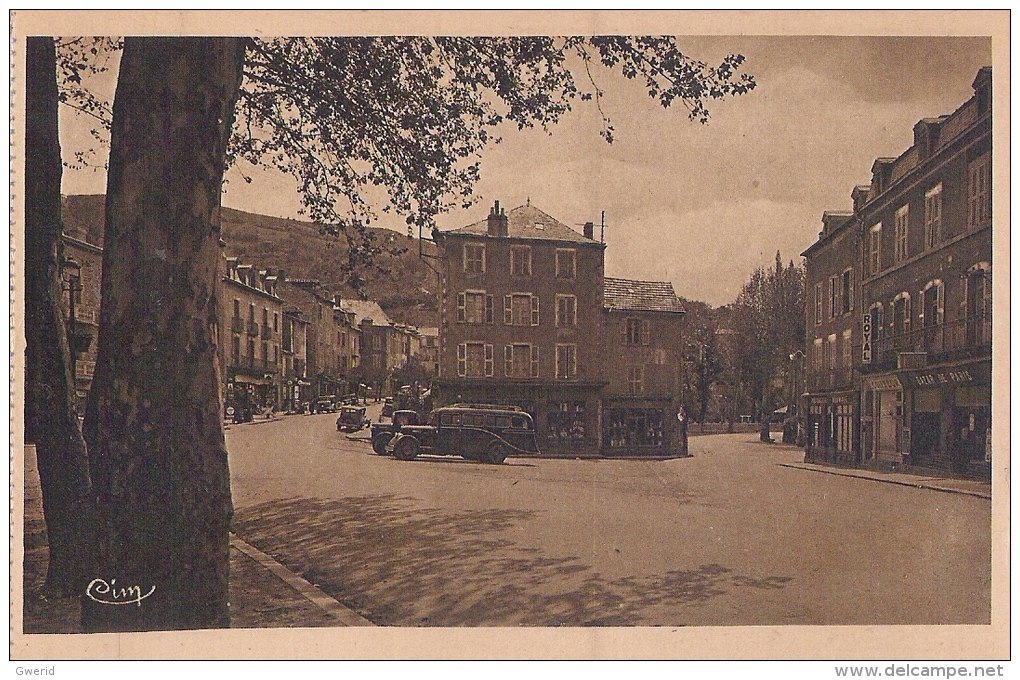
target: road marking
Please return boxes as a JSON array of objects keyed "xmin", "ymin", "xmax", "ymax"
[{"xmin": 229, "ymin": 533, "xmax": 376, "ymax": 626}]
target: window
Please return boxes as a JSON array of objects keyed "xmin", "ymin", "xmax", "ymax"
[
  {"xmin": 555, "ymin": 294, "xmax": 577, "ymax": 327},
  {"xmin": 548, "ymin": 402, "xmax": 586, "ymax": 443},
  {"xmin": 372, "ymin": 334, "xmax": 382, "ymax": 350},
  {"xmin": 510, "ymin": 245, "xmax": 532, "ymax": 276},
  {"xmin": 263, "ymin": 307, "xmax": 269, "ymax": 326},
  {"xmin": 504, "ymin": 344, "xmax": 534, "ymax": 379},
  {"xmin": 274, "ymin": 344, "xmax": 279, "ymax": 365},
  {"xmin": 463, "ymin": 243, "xmax": 485, "ymax": 273},
  {"xmin": 605, "ymin": 408, "xmax": 664, "ymax": 448},
  {"xmin": 891, "ymin": 293, "xmax": 911, "ymax": 337},
  {"xmin": 813, "ymin": 337, "xmax": 823, "ymax": 372},
  {"xmin": 458, "ymin": 291, "xmax": 493, "ymax": 324},
  {"xmin": 869, "ymin": 303, "xmax": 883, "ymax": 344},
  {"xmin": 921, "ymin": 280, "xmax": 944, "ymax": 328},
  {"xmin": 894, "ymin": 205, "xmax": 909, "ymax": 262},
  {"xmin": 968, "ymin": 154, "xmax": 991, "ymax": 228},
  {"xmin": 458, "ymin": 342, "xmax": 493, "ymax": 377},
  {"xmin": 233, "ymin": 299, "xmax": 240, "ymax": 319},
  {"xmin": 555, "ymin": 344, "xmax": 577, "ymax": 380},
  {"xmin": 627, "ymin": 366, "xmax": 643, "ymax": 394},
  {"xmin": 841, "ymin": 269, "xmax": 853, "ymax": 315},
  {"xmin": 815, "ymin": 282, "xmax": 823, "ymax": 325},
  {"xmin": 965, "ymin": 266, "xmax": 990, "ymax": 345},
  {"xmin": 842, "ymin": 329, "xmax": 852, "ymax": 370},
  {"xmin": 624, "ymin": 318, "xmax": 650, "ymax": 345},
  {"xmin": 261, "ymin": 341, "xmax": 269, "ymax": 367},
  {"xmin": 827, "ymin": 334, "xmax": 837, "ymax": 370},
  {"xmin": 868, "ymin": 224, "xmax": 882, "ymax": 276},
  {"xmin": 248, "ymin": 339, "xmax": 255, "ymax": 364},
  {"xmin": 828, "ymin": 275, "xmax": 838, "ymax": 319},
  {"xmin": 924, "ymin": 185, "xmax": 942, "ymax": 249},
  {"xmin": 232, "ymin": 335, "xmax": 240, "ymax": 365},
  {"xmin": 555, "ymin": 249, "xmax": 576, "ymax": 279},
  {"xmin": 504, "ymin": 293, "xmax": 538, "ymax": 326},
  {"xmin": 249, "ymin": 303, "xmax": 256, "ymax": 323}
]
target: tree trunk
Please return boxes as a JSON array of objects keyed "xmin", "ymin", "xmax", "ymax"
[
  {"xmin": 24, "ymin": 36, "xmax": 94, "ymax": 596},
  {"xmin": 81, "ymin": 37, "xmax": 245, "ymax": 632}
]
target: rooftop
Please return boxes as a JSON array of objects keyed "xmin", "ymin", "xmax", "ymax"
[
  {"xmin": 444, "ymin": 203, "xmax": 597, "ymax": 245},
  {"xmin": 338, "ymin": 299, "xmax": 393, "ymax": 327},
  {"xmin": 604, "ymin": 277, "xmax": 685, "ymax": 314}
]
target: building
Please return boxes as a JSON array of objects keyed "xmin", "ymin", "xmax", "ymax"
[
  {"xmin": 601, "ymin": 278, "xmax": 686, "ymax": 456},
  {"xmin": 340, "ymin": 299, "xmax": 418, "ymax": 395},
  {"xmin": 60, "ymin": 227, "xmax": 103, "ymax": 413},
  {"xmin": 219, "ymin": 257, "xmax": 285, "ymax": 419},
  {"xmin": 419, "ymin": 327, "xmax": 440, "ymax": 375},
  {"xmin": 801, "ymin": 209, "xmax": 861, "ymax": 464},
  {"xmin": 280, "ymin": 306, "xmax": 311, "ymax": 412},
  {"xmin": 277, "ymin": 279, "xmax": 359, "ymax": 402},
  {"xmin": 434, "ymin": 200, "xmax": 608, "ymax": 455},
  {"xmin": 858, "ymin": 67, "xmax": 992, "ymax": 477}
]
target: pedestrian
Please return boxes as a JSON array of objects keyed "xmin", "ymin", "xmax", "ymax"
[{"xmin": 677, "ymin": 407, "xmax": 689, "ymax": 456}]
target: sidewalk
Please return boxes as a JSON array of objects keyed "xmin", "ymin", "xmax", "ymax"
[
  {"xmin": 20, "ymin": 445, "xmax": 372, "ymax": 634},
  {"xmin": 779, "ymin": 461, "xmax": 991, "ymax": 499}
]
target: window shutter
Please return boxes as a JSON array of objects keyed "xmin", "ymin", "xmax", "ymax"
[
  {"xmin": 904, "ymin": 297, "xmax": 911, "ymax": 333},
  {"xmin": 504, "ymin": 345, "xmax": 513, "ymax": 377},
  {"xmin": 484, "ymin": 344, "xmax": 494, "ymax": 377},
  {"xmin": 457, "ymin": 343, "xmax": 467, "ymax": 376},
  {"xmin": 531, "ymin": 345, "xmax": 539, "ymax": 378},
  {"xmin": 504, "ymin": 295, "xmax": 512, "ymax": 325},
  {"xmin": 485, "ymin": 295, "xmax": 494, "ymax": 324},
  {"xmin": 457, "ymin": 293, "xmax": 466, "ymax": 323},
  {"xmin": 849, "ymin": 269, "xmax": 854, "ymax": 311},
  {"xmin": 937, "ymin": 283, "xmax": 944, "ymax": 325},
  {"xmin": 621, "ymin": 321, "xmax": 629, "ymax": 345},
  {"xmin": 531, "ymin": 296, "xmax": 540, "ymax": 326},
  {"xmin": 641, "ymin": 319, "xmax": 650, "ymax": 345}
]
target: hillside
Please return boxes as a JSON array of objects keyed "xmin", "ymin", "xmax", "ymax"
[{"xmin": 62, "ymin": 195, "xmax": 440, "ymax": 327}]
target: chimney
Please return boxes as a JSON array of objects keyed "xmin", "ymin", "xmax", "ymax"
[
  {"xmin": 487, "ymin": 200, "xmax": 508, "ymax": 237},
  {"xmin": 277, "ymin": 268, "xmax": 286, "ymax": 283},
  {"xmin": 583, "ymin": 221, "xmax": 594, "ymax": 240}
]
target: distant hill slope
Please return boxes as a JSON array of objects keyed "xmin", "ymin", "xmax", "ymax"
[{"xmin": 61, "ymin": 195, "xmax": 440, "ymax": 327}]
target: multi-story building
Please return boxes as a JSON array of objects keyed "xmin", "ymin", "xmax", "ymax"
[
  {"xmin": 434, "ymin": 201, "xmax": 608, "ymax": 455},
  {"xmin": 858, "ymin": 67, "xmax": 992, "ymax": 477},
  {"xmin": 418, "ymin": 327, "xmax": 440, "ymax": 376},
  {"xmin": 60, "ymin": 225, "xmax": 103, "ymax": 413},
  {"xmin": 277, "ymin": 279, "xmax": 358, "ymax": 402},
  {"xmin": 340, "ymin": 299, "xmax": 418, "ymax": 395},
  {"xmin": 601, "ymin": 278, "xmax": 686, "ymax": 456},
  {"xmin": 219, "ymin": 257, "xmax": 284, "ymax": 418},
  {"xmin": 280, "ymin": 306, "xmax": 310, "ymax": 412},
  {"xmin": 801, "ymin": 208, "xmax": 862, "ymax": 464}
]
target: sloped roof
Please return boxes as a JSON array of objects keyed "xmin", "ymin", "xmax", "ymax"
[
  {"xmin": 604, "ymin": 277, "xmax": 685, "ymax": 314},
  {"xmin": 418, "ymin": 327, "xmax": 439, "ymax": 337},
  {"xmin": 445, "ymin": 204, "xmax": 596, "ymax": 245},
  {"xmin": 338, "ymin": 299, "xmax": 393, "ymax": 327}
]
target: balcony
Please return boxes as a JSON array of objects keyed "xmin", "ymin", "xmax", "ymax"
[
  {"xmin": 261, "ymin": 323, "xmax": 272, "ymax": 340},
  {"xmin": 231, "ymin": 316, "xmax": 245, "ymax": 334},
  {"xmin": 806, "ymin": 367, "xmax": 855, "ymax": 393},
  {"xmin": 869, "ymin": 313, "xmax": 990, "ymax": 370},
  {"xmin": 247, "ymin": 319, "xmax": 259, "ymax": 337}
]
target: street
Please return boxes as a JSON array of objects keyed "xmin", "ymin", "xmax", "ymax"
[{"xmin": 226, "ymin": 410, "xmax": 990, "ymax": 627}]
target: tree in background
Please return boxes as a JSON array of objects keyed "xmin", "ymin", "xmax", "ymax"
[
  {"xmin": 30, "ymin": 35, "xmax": 755, "ymax": 631},
  {"xmin": 730, "ymin": 252, "xmax": 805, "ymax": 439}
]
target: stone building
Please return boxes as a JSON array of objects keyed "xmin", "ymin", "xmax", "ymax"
[
  {"xmin": 601, "ymin": 278, "xmax": 686, "ymax": 456},
  {"xmin": 59, "ymin": 227, "xmax": 103, "ymax": 413},
  {"xmin": 858, "ymin": 67, "xmax": 992, "ymax": 476},
  {"xmin": 801, "ymin": 208, "xmax": 862, "ymax": 464},
  {"xmin": 418, "ymin": 326, "xmax": 440, "ymax": 376},
  {"xmin": 434, "ymin": 201, "xmax": 608, "ymax": 455},
  {"xmin": 219, "ymin": 257, "xmax": 285, "ymax": 419}
]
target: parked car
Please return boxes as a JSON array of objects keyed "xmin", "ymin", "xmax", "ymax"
[
  {"xmin": 386, "ymin": 404, "xmax": 540, "ymax": 464},
  {"xmin": 336, "ymin": 405, "xmax": 371, "ymax": 433},
  {"xmin": 370, "ymin": 409, "xmax": 420, "ymax": 455},
  {"xmin": 315, "ymin": 397, "xmax": 337, "ymax": 413},
  {"xmin": 380, "ymin": 397, "xmax": 395, "ymax": 419}
]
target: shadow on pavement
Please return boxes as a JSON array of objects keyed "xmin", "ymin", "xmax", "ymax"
[{"xmin": 232, "ymin": 495, "xmax": 793, "ymax": 627}]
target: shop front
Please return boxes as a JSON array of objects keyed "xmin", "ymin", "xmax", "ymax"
[
  {"xmin": 601, "ymin": 396, "xmax": 682, "ymax": 457},
  {"xmin": 861, "ymin": 374, "xmax": 905, "ymax": 467},
  {"xmin": 226, "ymin": 371, "xmax": 276, "ymax": 422},
  {"xmin": 804, "ymin": 391, "xmax": 860, "ymax": 465},
  {"xmin": 898, "ymin": 359, "xmax": 991, "ymax": 477}
]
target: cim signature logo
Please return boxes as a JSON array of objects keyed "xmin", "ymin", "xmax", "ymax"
[{"xmin": 86, "ymin": 578, "xmax": 156, "ymax": 606}]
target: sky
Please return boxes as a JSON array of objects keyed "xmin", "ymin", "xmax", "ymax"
[{"xmin": 58, "ymin": 35, "xmax": 992, "ymax": 307}]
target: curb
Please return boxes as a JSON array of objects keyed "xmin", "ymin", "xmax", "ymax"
[
  {"xmin": 229, "ymin": 534, "xmax": 375, "ymax": 627},
  {"xmin": 778, "ymin": 463, "xmax": 991, "ymax": 499}
]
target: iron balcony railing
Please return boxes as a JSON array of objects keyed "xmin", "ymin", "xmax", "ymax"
[
  {"xmin": 247, "ymin": 319, "xmax": 259, "ymax": 337},
  {"xmin": 231, "ymin": 315, "xmax": 245, "ymax": 334},
  {"xmin": 871, "ymin": 312, "xmax": 990, "ymax": 366}
]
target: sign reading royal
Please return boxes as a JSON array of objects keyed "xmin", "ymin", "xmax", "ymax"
[{"xmin": 861, "ymin": 313, "xmax": 872, "ymax": 364}]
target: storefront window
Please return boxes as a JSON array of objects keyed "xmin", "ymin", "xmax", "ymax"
[
  {"xmin": 605, "ymin": 408, "xmax": 665, "ymax": 447},
  {"xmin": 547, "ymin": 401, "xmax": 586, "ymax": 443}
]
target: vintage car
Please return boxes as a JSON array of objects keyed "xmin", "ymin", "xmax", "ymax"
[
  {"xmin": 386, "ymin": 404, "xmax": 540, "ymax": 464},
  {"xmin": 370, "ymin": 409, "xmax": 420, "ymax": 454},
  {"xmin": 336, "ymin": 406, "xmax": 370, "ymax": 432},
  {"xmin": 380, "ymin": 397, "xmax": 395, "ymax": 419}
]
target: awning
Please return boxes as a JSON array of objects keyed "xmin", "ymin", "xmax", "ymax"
[{"xmin": 233, "ymin": 375, "xmax": 270, "ymax": 385}]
